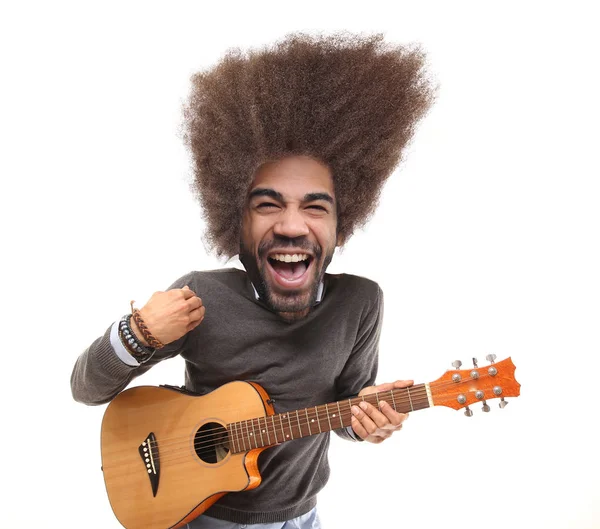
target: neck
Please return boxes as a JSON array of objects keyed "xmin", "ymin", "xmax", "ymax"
[{"xmin": 227, "ymin": 384, "xmax": 432, "ymax": 453}]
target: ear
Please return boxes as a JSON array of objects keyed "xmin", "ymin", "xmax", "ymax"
[{"xmin": 336, "ymin": 232, "xmax": 345, "ymax": 247}]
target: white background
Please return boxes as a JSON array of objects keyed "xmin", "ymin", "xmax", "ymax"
[{"xmin": 1, "ymin": 1, "xmax": 599, "ymax": 528}]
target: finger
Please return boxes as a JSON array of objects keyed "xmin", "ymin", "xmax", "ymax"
[
  {"xmin": 186, "ymin": 315, "xmax": 205, "ymax": 332},
  {"xmin": 350, "ymin": 410, "xmax": 373, "ymax": 440},
  {"xmin": 368, "ymin": 380, "xmax": 414, "ymax": 394},
  {"xmin": 350, "ymin": 415, "xmax": 368, "ymax": 440},
  {"xmin": 352, "ymin": 403, "xmax": 379, "ymax": 434},
  {"xmin": 180, "ymin": 286, "xmax": 196, "ymax": 299},
  {"xmin": 188, "ymin": 305, "xmax": 206, "ymax": 323},
  {"xmin": 186, "ymin": 307, "xmax": 206, "ymax": 331},
  {"xmin": 358, "ymin": 401, "xmax": 390, "ymax": 429},
  {"xmin": 187, "ymin": 295, "xmax": 204, "ymax": 310},
  {"xmin": 392, "ymin": 379, "xmax": 414, "ymax": 388},
  {"xmin": 378, "ymin": 401, "xmax": 408, "ymax": 427}
]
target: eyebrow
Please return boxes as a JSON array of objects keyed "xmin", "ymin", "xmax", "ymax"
[
  {"xmin": 248, "ymin": 188, "xmax": 284, "ymax": 201},
  {"xmin": 249, "ymin": 188, "xmax": 334, "ymax": 204}
]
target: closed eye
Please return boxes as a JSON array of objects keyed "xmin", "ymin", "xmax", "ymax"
[
  {"xmin": 306, "ymin": 205, "xmax": 328, "ymax": 212},
  {"xmin": 256, "ymin": 202, "xmax": 280, "ymax": 210}
]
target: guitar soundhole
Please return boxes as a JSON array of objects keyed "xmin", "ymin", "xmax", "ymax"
[{"xmin": 194, "ymin": 422, "xmax": 230, "ymax": 464}]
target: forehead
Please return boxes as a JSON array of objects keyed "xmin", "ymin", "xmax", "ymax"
[{"xmin": 249, "ymin": 156, "xmax": 335, "ymax": 198}]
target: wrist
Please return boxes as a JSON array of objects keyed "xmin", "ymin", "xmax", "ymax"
[
  {"xmin": 129, "ymin": 318, "xmax": 150, "ymax": 347},
  {"xmin": 129, "ymin": 301, "xmax": 165, "ymax": 349},
  {"xmin": 118, "ymin": 315, "xmax": 155, "ymax": 363}
]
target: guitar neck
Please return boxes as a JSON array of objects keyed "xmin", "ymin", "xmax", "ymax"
[{"xmin": 227, "ymin": 384, "xmax": 431, "ymax": 453}]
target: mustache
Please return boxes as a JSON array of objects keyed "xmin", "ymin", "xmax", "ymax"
[{"xmin": 258, "ymin": 236, "xmax": 322, "ymax": 259}]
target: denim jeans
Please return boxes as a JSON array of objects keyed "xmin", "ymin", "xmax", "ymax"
[{"xmin": 187, "ymin": 507, "xmax": 321, "ymax": 529}]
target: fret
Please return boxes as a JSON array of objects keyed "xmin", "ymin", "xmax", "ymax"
[
  {"xmin": 239, "ymin": 422, "xmax": 246, "ymax": 451},
  {"xmin": 230, "ymin": 424, "xmax": 236, "ymax": 453},
  {"xmin": 407, "ymin": 387, "xmax": 414, "ymax": 411},
  {"xmin": 279, "ymin": 414, "xmax": 287, "ymax": 441},
  {"xmin": 295, "ymin": 410, "xmax": 302, "ymax": 438},
  {"xmin": 238, "ymin": 421, "xmax": 243, "ymax": 450},
  {"xmin": 325, "ymin": 403, "xmax": 333, "ymax": 431},
  {"xmin": 314, "ymin": 406, "xmax": 322, "ymax": 433},
  {"xmin": 249, "ymin": 419, "xmax": 255, "ymax": 448},
  {"xmin": 287, "ymin": 413, "xmax": 294, "ymax": 440},
  {"xmin": 337, "ymin": 401, "xmax": 343, "ymax": 427},
  {"xmin": 252, "ymin": 419, "xmax": 258, "ymax": 448},
  {"xmin": 245, "ymin": 420, "xmax": 252, "ymax": 449},
  {"xmin": 390, "ymin": 389, "xmax": 397, "ymax": 411},
  {"xmin": 233, "ymin": 422, "xmax": 239, "ymax": 451},
  {"xmin": 271, "ymin": 415, "xmax": 279, "ymax": 444},
  {"xmin": 256, "ymin": 418, "xmax": 264, "ymax": 448},
  {"xmin": 265, "ymin": 417, "xmax": 271, "ymax": 446},
  {"xmin": 254, "ymin": 418, "xmax": 261, "ymax": 447},
  {"xmin": 305, "ymin": 408, "xmax": 312, "ymax": 435},
  {"xmin": 375, "ymin": 391, "xmax": 380, "ymax": 409}
]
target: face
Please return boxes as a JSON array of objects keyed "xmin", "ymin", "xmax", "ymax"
[{"xmin": 239, "ymin": 155, "xmax": 339, "ymax": 320}]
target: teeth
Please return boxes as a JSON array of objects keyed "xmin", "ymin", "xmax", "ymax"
[{"xmin": 271, "ymin": 254, "xmax": 309, "ymax": 263}]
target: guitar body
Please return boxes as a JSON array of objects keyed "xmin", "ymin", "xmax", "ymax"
[{"xmin": 101, "ymin": 381, "xmax": 274, "ymax": 529}]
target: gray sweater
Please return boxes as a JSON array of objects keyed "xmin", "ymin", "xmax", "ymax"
[{"xmin": 71, "ymin": 268, "xmax": 382, "ymax": 524}]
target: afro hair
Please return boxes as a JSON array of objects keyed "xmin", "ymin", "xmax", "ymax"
[{"xmin": 183, "ymin": 32, "xmax": 435, "ymax": 257}]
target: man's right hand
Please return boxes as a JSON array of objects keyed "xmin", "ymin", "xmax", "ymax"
[{"xmin": 130, "ymin": 286, "xmax": 205, "ymax": 346}]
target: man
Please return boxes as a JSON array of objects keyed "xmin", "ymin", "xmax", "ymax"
[{"xmin": 71, "ymin": 33, "xmax": 434, "ymax": 528}]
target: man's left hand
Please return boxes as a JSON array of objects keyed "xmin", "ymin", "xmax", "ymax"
[{"xmin": 351, "ymin": 380, "xmax": 413, "ymax": 443}]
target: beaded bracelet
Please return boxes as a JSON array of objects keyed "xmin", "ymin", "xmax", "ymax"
[
  {"xmin": 130, "ymin": 300, "xmax": 165, "ymax": 349},
  {"xmin": 118, "ymin": 314, "xmax": 155, "ymax": 363}
]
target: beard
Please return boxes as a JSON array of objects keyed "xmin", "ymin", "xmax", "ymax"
[{"xmin": 239, "ymin": 236, "xmax": 334, "ymax": 318}]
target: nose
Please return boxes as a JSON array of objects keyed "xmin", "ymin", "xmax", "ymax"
[{"xmin": 273, "ymin": 207, "xmax": 310, "ymax": 238}]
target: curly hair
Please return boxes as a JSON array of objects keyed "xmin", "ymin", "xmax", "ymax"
[{"xmin": 183, "ymin": 32, "xmax": 435, "ymax": 257}]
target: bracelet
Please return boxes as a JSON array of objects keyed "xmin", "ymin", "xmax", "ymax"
[
  {"xmin": 118, "ymin": 314, "xmax": 155, "ymax": 363},
  {"xmin": 130, "ymin": 300, "xmax": 165, "ymax": 349}
]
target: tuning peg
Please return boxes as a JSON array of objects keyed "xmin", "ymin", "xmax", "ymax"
[
  {"xmin": 472, "ymin": 357, "xmax": 478, "ymax": 368},
  {"xmin": 464, "ymin": 406, "xmax": 473, "ymax": 417},
  {"xmin": 482, "ymin": 400, "xmax": 490, "ymax": 412},
  {"xmin": 499, "ymin": 397, "xmax": 508, "ymax": 409},
  {"xmin": 452, "ymin": 360, "xmax": 462, "ymax": 369},
  {"xmin": 486, "ymin": 354, "xmax": 497, "ymax": 364}
]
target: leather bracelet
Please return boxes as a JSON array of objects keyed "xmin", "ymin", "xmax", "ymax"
[
  {"xmin": 118, "ymin": 314, "xmax": 155, "ymax": 363},
  {"xmin": 130, "ymin": 300, "xmax": 165, "ymax": 349}
]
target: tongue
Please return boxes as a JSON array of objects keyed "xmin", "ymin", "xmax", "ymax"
[{"xmin": 271, "ymin": 260, "xmax": 307, "ymax": 280}]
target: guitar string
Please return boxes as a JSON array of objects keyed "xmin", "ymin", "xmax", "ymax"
[
  {"xmin": 114, "ymin": 387, "xmax": 429, "ymax": 455},
  {"xmin": 104, "ymin": 390, "xmax": 433, "ymax": 473},
  {"xmin": 106, "ymin": 372, "xmax": 495, "ymax": 462},
  {"xmin": 104, "ymin": 373, "xmax": 505, "ymax": 472},
  {"xmin": 104, "ymin": 406, "xmax": 406, "ymax": 479},
  {"xmin": 104, "ymin": 381, "xmax": 506, "ymax": 476},
  {"xmin": 170, "ymin": 392, "xmax": 429, "ymax": 456},
  {"xmin": 132, "ymin": 371, "xmax": 495, "ymax": 452},
  {"xmin": 137, "ymin": 386, "xmax": 432, "ymax": 451},
  {"xmin": 112, "ymin": 396, "xmax": 431, "ymax": 473}
]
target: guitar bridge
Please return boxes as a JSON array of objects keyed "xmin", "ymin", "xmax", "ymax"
[{"xmin": 138, "ymin": 432, "xmax": 160, "ymax": 497}]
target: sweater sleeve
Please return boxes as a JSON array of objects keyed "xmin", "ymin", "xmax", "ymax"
[
  {"xmin": 334, "ymin": 284, "xmax": 383, "ymax": 441},
  {"xmin": 70, "ymin": 274, "xmax": 193, "ymax": 405}
]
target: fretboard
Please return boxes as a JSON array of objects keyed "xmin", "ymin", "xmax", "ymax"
[{"xmin": 227, "ymin": 383, "xmax": 431, "ymax": 453}]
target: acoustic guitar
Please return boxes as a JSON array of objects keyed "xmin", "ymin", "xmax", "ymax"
[{"xmin": 101, "ymin": 356, "xmax": 520, "ymax": 529}]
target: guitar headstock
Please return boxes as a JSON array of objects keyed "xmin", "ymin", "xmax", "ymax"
[{"xmin": 429, "ymin": 356, "xmax": 520, "ymax": 415}]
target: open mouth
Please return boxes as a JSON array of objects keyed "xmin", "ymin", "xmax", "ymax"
[{"xmin": 266, "ymin": 253, "xmax": 313, "ymax": 288}]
